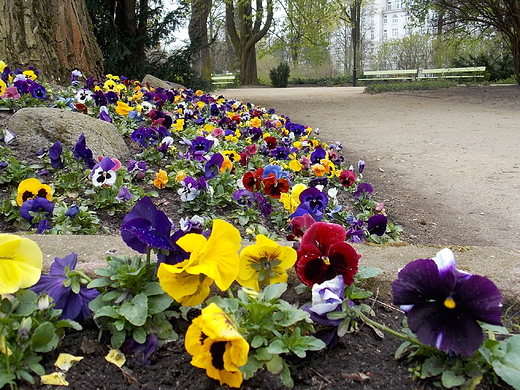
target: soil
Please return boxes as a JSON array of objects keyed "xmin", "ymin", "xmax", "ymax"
[{"xmin": 4, "ymin": 84, "xmax": 520, "ymax": 390}]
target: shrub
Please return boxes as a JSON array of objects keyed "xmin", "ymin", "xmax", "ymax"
[{"xmin": 269, "ymin": 62, "xmax": 290, "ymax": 88}]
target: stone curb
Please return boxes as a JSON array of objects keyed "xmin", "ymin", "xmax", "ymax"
[{"xmin": 25, "ymin": 235, "xmax": 520, "ymax": 302}]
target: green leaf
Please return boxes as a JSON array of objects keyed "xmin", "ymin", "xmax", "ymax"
[
  {"xmin": 110, "ymin": 328, "xmax": 126, "ymax": 349},
  {"xmin": 420, "ymin": 356, "xmax": 444, "ymax": 379},
  {"xmin": 241, "ymin": 355, "xmax": 261, "ymax": 380},
  {"xmin": 102, "ymin": 291, "xmax": 122, "ymax": 302},
  {"xmin": 144, "ymin": 282, "xmax": 166, "ymax": 296},
  {"xmin": 267, "ymin": 339, "xmax": 289, "ymax": 355},
  {"xmin": 355, "ymin": 266, "xmax": 383, "ymax": 280},
  {"xmin": 87, "ymin": 277, "xmax": 112, "ymax": 288},
  {"xmin": 280, "ymin": 363, "xmax": 294, "ymax": 388},
  {"xmin": 263, "ymin": 283, "xmax": 287, "ymax": 302},
  {"xmin": 94, "ymin": 305, "xmax": 120, "ymax": 319},
  {"xmin": 133, "ymin": 327, "xmax": 147, "ymax": 344},
  {"xmin": 119, "ymin": 293, "xmax": 148, "ymax": 326},
  {"xmin": 147, "ymin": 294, "xmax": 174, "ymax": 314},
  {"xmin": 491, "ymin": 335, "xmax": 520, "ymax": 389},
  {"xmin": 254, "ymin": 347, "xmax": 273, "ymax": 361},
  {"xmin": 441, "ymin": 370, "xmax": 466, "ymax": 388},
  {"xmin": 14, "ymin": 290, "xmax": 39, "ymax": 316},
  {"xmin": 251, "ymin": 335, "xmax": 267, "ymax": 348},
  {"xmin": 32, "ymin": 322, "xmax": 59, "ymax": 352},
  {"xmin": 265, "ymin": 354, "xmax": 284, "ymax": 375}
]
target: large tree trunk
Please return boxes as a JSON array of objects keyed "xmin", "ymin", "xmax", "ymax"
[
  {"xmin": 189, "ymin": 0, "xmax": 212, "ymax": 81},
  {"xmin": 225, "ymin": 0, "xmax": 273, "ymax": 85},
  {"xmin": 0, "ymin": 0, "xmax": 103, "ymax": 84}
]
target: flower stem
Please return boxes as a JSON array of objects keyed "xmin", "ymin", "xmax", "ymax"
[{"xmin": 354, "ymin": 308, "xmax": 432, "ymax": 349}]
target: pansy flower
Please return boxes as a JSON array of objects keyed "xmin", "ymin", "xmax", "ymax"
[
  {"xmin": 204, "ymin": 153, "xmax": 224, "ymax": 180},
  {"xmin": 153, "ymin": 169, "xmax": 168, "ymax": 189},
  {"xmin": 304, "ymin": 274, "xmax": 346, "ymax": 327},
  {"xmin": 0, "ymin": 234, "xmax": 42, "ymax": 294},
  {"xmin": 233, "ymin": 189, "xmax": 254, "ymax": 208},
  {"xmin": 242, "ymin": 167, "xmax": 264, "ymax": 192},
  {"xmin": 295, "ymin": 222, "xmax": 361, "ymax": 287},
  {"xmin": 31, "ymin": 253, "xmax": 100, "ymax": 321},
  {"xmin": 116, "ymin": 186, "xmax": 133, "ymax": 202},
  {"xmin": 27, "ymin": 80, "xmax": 46, "ymax": 99},
  {"xmin": 392, "ymin": 248, "xmax": 502, "ymax": 356},
  {"xmin": 20, "ymin": 197, "xmax": 54, "ymax": 231},
  {"xmin": 90, "ymin": 156, "xmax": 121, "ymax": 187},
  {"xmin": 353, "ymin": 182, "xmax": 373, "ymax": 199},
  {"xmin": 71, "ymin": 133, "xmax": 96, "ymax": 169},
  {"xmin": 339, "ymin": 169, "xmax": 357, "ymax": 187},
  {"xmin": 367, "ymin": 214, "xmax": 387, "ymax": 236},
  {"xmin": 262, "ymin": 174, "xmax": 290, "ymax": 199},
  {"xmin": 49, "ymin": 141, "xmax": 63, "ymax": 169},
  {"xmin": 177, "ymin": 177, "xmax": 201, "ymax": 201},
  {"xmin": 237, "ymin": 234, "xmax": 297, "ymax": 291},
  {"xmin": 157, "ymin": 219, "xmax": 241, "ymax": 306},
  {"xmin": 185, "ymin": 303, "xmax": 249, "ymax": 388},
  {"xmin": 16, "ymin": 178, "xmax": 53, "ymax": 206}
]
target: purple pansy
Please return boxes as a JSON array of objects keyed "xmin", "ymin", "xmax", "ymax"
[
  {"xmin": 65, "ymin": 205, "xmax": 80, "ymax": 218},
  {"xmin": 27, "ymin": 81, "xmax": 47, "ymax": 99},
  {"xmin": 121, "ymin": 334, "xmax": 158, "ymax": 365},
  {"xmin": 49, "ymin": 141, "xmax": 63, "ymax": 169},
  {"xmin": 353, "ymin": 183, "xmax": 373, "ymax": 199},
  {"xmin": 116, "ymin": 186, "xmax": 133, "ymax": 202},
  {"xmin": 120, "ymin": 196, "xmax": 174, "ymax": 254},
  {"xmin": 177, "ymin": 177, "xmax": 201, "ymax": 201},
  {"xmin": 20, "ymin": 197, "xmax": 54, "ymax": 223},
  {"xmin": 204, "ymin": 153, "xmax": 224, "ymax": 179},
  {"xmin": 392, "ymin": 248, "xmax": 502, "ymax": 356},
  {"xmin": 233, "ymin": 189, "xmax": 254, "ymax": 208},
  {"xmin": 71, "ymin": 133, "xmax": 96, "ymax": 169},
  {"xmin": 367, "ymin": 214, "xmax": 387, "ymax": 236},
  {"xmin": 31, "ymin": 253, "xmax": 100, "ymax": 321}
]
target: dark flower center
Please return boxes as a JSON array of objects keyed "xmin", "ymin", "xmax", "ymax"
[{"xmin": 210, "ymin": 341, "xmax": 227, "ymax": 370}]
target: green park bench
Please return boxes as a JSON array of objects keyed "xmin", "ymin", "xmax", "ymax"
[
  {"xmin": 211, "ymin": 74, "xmax": 236, "ymax": 87},
  {"xmin": 358, "ymin": 69, "xmax": 418, "ymax": 82},
  {"xmin": 417, "ymin": 66, "xmax": 486, "ymax": 81}
]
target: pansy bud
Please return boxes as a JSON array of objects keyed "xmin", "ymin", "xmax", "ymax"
[{"xmin": 37, "ymin": 294, "xmax": 50, "ymax": 310}]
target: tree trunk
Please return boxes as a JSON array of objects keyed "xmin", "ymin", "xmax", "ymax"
[
  {"xmin": 0, "ymin": 0, "xmax": 103, "ymax": 84},
  {"xmin": 225, "ymin": 0, "xmax": 273, "ymax": 85},
  {"xmin": 189, "ymin": 0, "xmax": 213, "ymax": 81}
]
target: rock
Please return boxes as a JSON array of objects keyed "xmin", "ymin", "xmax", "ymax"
[
  {"xmin": 142, "ymin": 74, "xmax": 184, "ymax": 90},
  {"xmin": 6, "ymin": 107, "xmax": 130, "ymax": 159}
]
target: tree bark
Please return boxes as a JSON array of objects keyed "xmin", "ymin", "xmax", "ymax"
[
  {"xmin": 0, "ymin": 0, "xmax": 104, "ymax": 84},
  {"xmin": 225, "ymin": 0, "xmax": 274, "ymax": 85},
  {"xmin": 189, "ymin": 0, "xmax": 213, "ymax": 81}
]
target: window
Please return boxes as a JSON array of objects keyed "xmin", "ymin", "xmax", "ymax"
[
  {"xmin": 396, "ymin": 0, "xmax": 402, "ymax": 9},
  {"xmin": 393, "ymin": 15, "xmax": 398, "ymax": 24},
  {"xmin": 392, "ymin": 28, "xmax": 399, "ymax": 37},
  {"xmin": 383, "ymin": 30, "xmax": 388, "ymax": 38},
  {"xmin": 371, "ymin": 32, "xmax": 375, "ymax": 40},
  {"xmin": 387, "ymin": 1, "xmax": 392, "ymax": 10},
  {"xmin": 383, "ymin": 15, "xmax": 387, "ymax": 24}
]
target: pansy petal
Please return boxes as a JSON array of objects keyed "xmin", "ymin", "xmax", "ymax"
[
  {"xmin": 407, "ymin": 302, "xmax": 484, "ymax": 356},
  {"xmin": 0, "ymin": 235, "xmax": 42, "ymax": 293},
  {"xmin": 455, "ymin": 275, "xmax": 502, "ymax": 325}
]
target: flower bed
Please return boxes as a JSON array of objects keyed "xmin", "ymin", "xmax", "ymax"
[{"xmin": 0, "ymin": 63, "xmax": 519, "ymax": 390}]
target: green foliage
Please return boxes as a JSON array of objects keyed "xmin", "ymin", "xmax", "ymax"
[
  {"xmin": 209, "ymin": 283, "xmax": 325, "ymax": 388},
  {"xmin": 0, "ymin": 290, "xmax": 81, "ymax": 388},
  {"xmin": 269, "ymin": 62, "xmax": 290, "ymax": 88},
  {"xmin": 451, "ymin": 53, "xmax": 514, "ymax": 82},
  {"xmin": 289, "ymin": 76, "xmax": 350, "ymax": 86},
  {"xmin": 395, "ymin": 318, "xmax": 520, "ymax": 389},
  {"xmin": 87, "ymin": 254, "xmax": 179, "ymax": 349},
  {"xmin": 364, "ymin": 80, "xmax": 458, "ymax": 94}
]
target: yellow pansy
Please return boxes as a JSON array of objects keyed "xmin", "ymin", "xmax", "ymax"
[
  {"xmin": 250, "ymin": 117, "xmax": 261, "ymax": 127},
  {"xmin": 0, "ymin": 79, "xmax": 6, "ymax": 96},
  {"xmin": 312, "ymin": 163, "xmax": 326, "ymax": 177},
  {"xmin": 55, "ymin": 353, "xmax": 84, "ymax": 371},
  {"xmin": 289, "ymin": 159, "xmax": 303, "ymax": 172},
  {"xmin": 115, "ymin": 100, "xmax": 133, "ymax": 116},
  {"xmin": 236, "ymin": 235, "xmax": 297, "ymax": 291},
  {"xmin": 158, "ymin": 220, "xmax": 241, "ymax": 306},
  {"xmin": 0, "ymin": 235, "xmax": 42, "ymax": 294},
  {"xmin": 185, "ymin": 303, "xmax": 249, "ymax": 388},
  {"xmin": 197, "ymin": 101, "xmax": 205, "ymax": 109},
  {"xmin": 195, "ymin": 89, "xmax": 203, "ymax": 96},
  {"xmin": 176, "ymin": 170, "xmax": 187, "ymax": 183},
  {"xmin": 204, "ymin": 123, "xmax": 216, "ymax": 133},
  {"xmin": 172, "ymin": 118, "xmax": 184, "ymax": 132},
  {"xmin": 222, "ymin": 150, "xmax": 240, "ymax": 162},
  {"xmin": 16, "ymin": 178, "xmax": 52, "ymax": 206},
  {"xmin": 105, "ymin": 349, "xmax": 126, "ymax": 367},
  {"xmin": 321, "ymin": 159, "xmax": 337, "ymax": 177},
  {"xmin": 280, "ymin": 183, "xmax": 306, "ymax": 213},
  {"xmin": 23, "ymin": 70, "xmax": 37, "ymax": 80},
  {"xmin": 103, "ymin": 79, "xmax": 118, "ymax": 91},
  {"xmin": 0, "ymin": 335, "xmax": 12, "ymax": 356},
  {"xmin": 0, "ymin": 60, "xmax": 5, "ymax": 72}
]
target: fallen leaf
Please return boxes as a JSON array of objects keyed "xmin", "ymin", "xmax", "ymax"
[{"xmin": 342, "ymin": 372, "xmax": 372, "ymax": 384}]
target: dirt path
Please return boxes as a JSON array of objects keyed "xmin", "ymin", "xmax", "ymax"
[{"xmin": 222, "ymin": 85, "xmax": 520, "ymax": 250}]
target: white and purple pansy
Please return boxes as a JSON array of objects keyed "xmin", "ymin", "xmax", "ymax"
[{"xmin": 90, "ymin": 156, "xmax": 122, "ymax": 187}]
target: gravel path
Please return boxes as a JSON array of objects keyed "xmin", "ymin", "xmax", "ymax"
[{"xmin": 223, "ymin": 85, "xmax": 520, "ymax": 250}]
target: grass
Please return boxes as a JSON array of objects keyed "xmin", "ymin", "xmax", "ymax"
[{"xmin": 363, "ymin": 80, "xmax": 460, "ymax": 94}]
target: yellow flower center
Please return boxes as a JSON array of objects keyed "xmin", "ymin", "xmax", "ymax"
[
  {"xmin": 444, "ymin": 297, "xmax": 456, "ymax": 309},
  {"xmin": 322, "ymin": 256, "xmax": 330, "ymax": 265}
]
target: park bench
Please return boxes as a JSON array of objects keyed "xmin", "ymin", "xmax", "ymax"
[
  {"xmin": 417, "ymin": 66, "xmax": 486, "ymax": 81},
  {"xmin": 358, "ymin": 69, "xmax": 418, "ymax": 82},
  {"xmin": 211, "ymin": 74, "xmax": 236, "ymax": 87}
]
